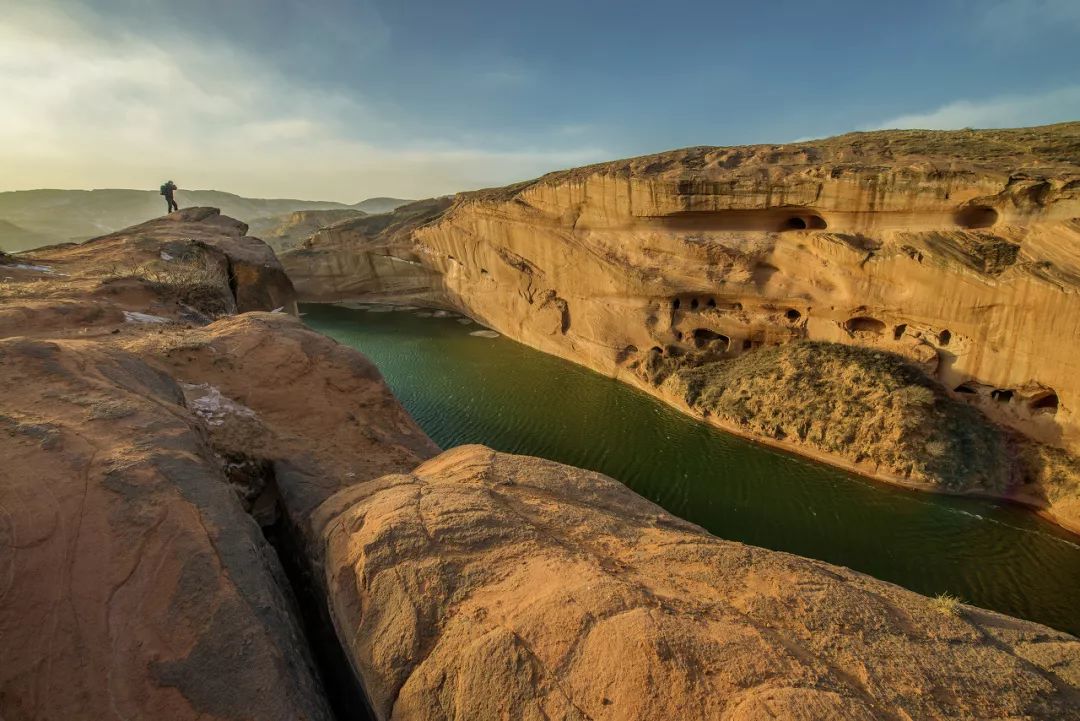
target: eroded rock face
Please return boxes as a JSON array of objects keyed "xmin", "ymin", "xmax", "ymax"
[
  {"xmin": 0, "ymin": 337, "xmax": 333, "ymax": 720},
  {"xmin": 0, "ymin": 210, "xmax": 442, "ymax": 719},
  {"xmin": 283, "ymin": 123, "xmax": 1080, "ymax": 526},
  {"xmin": 315, "ymin": 445, "xmax": 1080, "ymax": 721},
  {"xmin": 4, "ymin": 208, "xmax": 1080, "ymax": 719}
]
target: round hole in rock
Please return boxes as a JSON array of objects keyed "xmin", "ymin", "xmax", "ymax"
[
  {"xmin": 692, "ymin": 328, "xmax": 730, "ymax": 350},
  {"xmin": 845, "ymin": 317, "xmax": 886, "ymax": 334},
  {"xmin": 690, "ymin": 298, "xmax": 699, "ymax": 310},
  {"xmin": 742, "ymin": 339, "xmax": 753, "ymax": 350},
  {"xmin": 1030, "ymin": 392, "xmax": 1059, "ymax": 413},
  {"xmin": 672, "ymin": 298, "xmax": 681, "ymax": 310},
  {"xmin": 893, "ymin": 323, "xmax": 907, "ymax": 340},
  {"xmin": 784, "ymin": 308, "xmax": 801, "ymax": 321},
  {"xmin": 954, "ymin": 383, "xmax": 978, "ymax": 394},
  {"xmin": 672, "ymin": 330, "xmax": 683, "ymax": 341},
  {"xmin": 780, "ymin": 214, "xmax": 827, "ymax": 231},
  {"xmin": 706, "ymin": 298, "xmax": 717, "ymax": 308},
  {"xmin": 955, "ymin": 206, "xmax": 999, "ymax": 229},
  {"xmin": 991, "ymin": 389, "xmax": 1014, "ymax": 403},
  {"xmin": 938, "ymin": 329, "xmax": 952, "ymax": 346}
]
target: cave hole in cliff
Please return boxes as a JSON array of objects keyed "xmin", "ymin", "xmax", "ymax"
[
  {"xmin": 781, "ymin": 214, "xmax": 828, "ymax": 231},
  {"xmin": 706, "ymin": 297, "xmax": 717, "ymax": 308},
  {"xmin": 955, "ymin": 206, "xmax": 999, "ymax": 229},
  {"xmin": 691, "ymin": 298, "xmax": 700, "ymax": 310},
  {"xmin": 650, "ymin": 346, "xmax": 663, "ymax": 354},
  {"xmin": 1029, "ymin": 391, "xmax": 1059, "ymax": 413},
  {"xmin": 845, "ymin": 317, "xmax": 886, "ymax": 335},
  {"xmin": 991, "ymin": 389, "xmax": 1014, "ymax": 403},
  {"xmin": 672, "ymin": 298, "xmax": 681, "ymax": 311},
  {"xmin": 938, "ymin": 329, "xmax": 952, "ymax": 346},
  {"xmin": 954, "ymin": 382, "xmax": 979, "ymax": 394},
  {"xmin": 893, "ymin": 324, "xmax": 907, "ymax": 340},
  {"xmin": 672, "ymin": 329, "xmax": 684, "ymax": 341},
  {"xmin": 692, "ymin": 328, "xmax": 731, "ymax": 351},
  {"xmin": 784, "ymin": 308, "xmax": 801, "ymax": 321}
]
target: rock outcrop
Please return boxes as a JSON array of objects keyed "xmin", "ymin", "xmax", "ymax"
[
  {"xmin": 0, "ymin": 209, "xmax": 435, "ymax": 719},
  {"xmin": 315, "ymin": 445, "xmax": 1080, "ymax": 720},
  {"xmin": 4, "ymin": 208, "xmax": 1080, "ymax": 720},
  {"xmin": 0, "ymin": 336, "xmax": 333, "ymax": 720},
  {"xmin": 248, "ymin": 208, "xmax": 368, "ymax": 253},
  {"xmin": 283, "ymin": 123, "xmax": 1080, "ymax": 529}
]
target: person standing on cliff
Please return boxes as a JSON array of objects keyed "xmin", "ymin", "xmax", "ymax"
[{"xmin": 160, "ymin": 180, "xmax": 179, "ymax": 213}]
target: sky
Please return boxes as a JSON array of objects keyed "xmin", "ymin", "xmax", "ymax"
[{"xmin": 2, "ymin": 0, "xmax": 1079, "ymax": 202}]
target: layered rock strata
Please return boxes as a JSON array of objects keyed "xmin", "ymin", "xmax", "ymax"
[
  {"xmin": 283, "ymin": 123, "xmax": 1080, "ymax": 529},
  {"xmin": 3, "ymin": 209, "xmax": 1079, "ymax": 720}
]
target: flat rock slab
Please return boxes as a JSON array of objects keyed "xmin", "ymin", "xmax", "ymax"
[
  {"xmin": 317, "ymin": 445, "xmax": 1080, "ymax": 721},
  {"xmin": 0, "ymin": 336, "xmax": 332, "ymax": 719}
]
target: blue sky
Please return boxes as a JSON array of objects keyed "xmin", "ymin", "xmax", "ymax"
[{"xmin": 2, "ymin": 0, "xmax": 1079, "ymax": 201}]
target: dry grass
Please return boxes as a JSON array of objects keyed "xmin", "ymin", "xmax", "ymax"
[
  {"xmin": 664, "ymin": 341, "xmax": 1011, "ymax": 491},
  {"xmin": 0, "ymin": 277, "xmax": 79, "ymax": 301},
  {"xmin": 1016, "ymin": 441, "xmax": 1080, "ymax": 505},
  {"xmin": 929, "ymin": 592, "xmax": 963, "ymax": 617},
  {"xmin": 103, "ymin": 254, "xmax": 231, "ymax": 316}
]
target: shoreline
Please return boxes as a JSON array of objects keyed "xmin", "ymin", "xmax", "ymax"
[{"xmin": 304, "ymin": 298, "xmax": 1080, "ymax": 539}]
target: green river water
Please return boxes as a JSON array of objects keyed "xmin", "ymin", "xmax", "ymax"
[{"xmin": 303, "ymin": 303, "xmax": 1080, "ymax": 636}]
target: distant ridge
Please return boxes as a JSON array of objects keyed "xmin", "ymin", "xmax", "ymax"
[
  {"xmin": 0, "ymin": 189, "xmax": 411, "ymax": 250},
  {"xmin": 353, "ymin": 196, "xmax": 413, "ymax": 214}
]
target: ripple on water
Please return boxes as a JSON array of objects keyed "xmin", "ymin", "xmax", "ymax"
[{"xmin": 302, "ymin": 303, "xmax": 1080, "ymax": 636}]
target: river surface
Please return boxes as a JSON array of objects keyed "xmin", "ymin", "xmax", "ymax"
[{"xmin": 304, "ymin": 303, "xmax": 1080, "ymax": 635}]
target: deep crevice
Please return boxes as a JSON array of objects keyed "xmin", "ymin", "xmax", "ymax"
[
  {"xmin": 219, "ymin": 255, "xmax": 241, "ymax": 312},
  {"xmin": 245, "ymin": 463, "xmax": 375, "ymax": 721},
  {"xmin": 263, "ymin": 508, "xmax": 376, "ymax": 721}
]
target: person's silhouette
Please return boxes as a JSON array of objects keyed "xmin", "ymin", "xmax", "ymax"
[{"xmin": 160, "ymin": 180, "xmax": 179, "ymax": 213}]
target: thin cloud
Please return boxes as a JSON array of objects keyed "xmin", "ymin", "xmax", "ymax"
[
  {"xmin": 974, "ymin": 0, "xmax": 1080, "ymax": 37},
  {"xmin": 867, "ymin": 85, "xmax": 1080, "ymax": 131},
  {"xmin": 0, "ymin": 3, "xmax": 608, "ymax": 202}
]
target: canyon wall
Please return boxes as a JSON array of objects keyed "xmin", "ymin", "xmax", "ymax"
[
  {"xmin": 284, "ymin": 123, "xmax": 1080, "ymax": 526},
  {"xmin": 3, "ymin": 209, "xmax": 1079, "ymax": 719}
]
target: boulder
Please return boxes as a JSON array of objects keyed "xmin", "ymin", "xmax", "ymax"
[{"xmin": 315, "ymin": 445, "xmax": 1080, "ymax": 720}]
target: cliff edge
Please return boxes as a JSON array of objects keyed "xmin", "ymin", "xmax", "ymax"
[
  {"xmin": 284, "ymin": 122, "xmax": 1080, "ymax": 530},
  {"xmin": 2, "ymin": 209, "xmax": 1079, "ymax": 719}
]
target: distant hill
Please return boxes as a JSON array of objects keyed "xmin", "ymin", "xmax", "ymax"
[
  {"xmin": 0, "ymin": 219, "xmax": 54, "ymax": 253},
  {"xmin": 353, "ymin": 197, "xmax": 413, "ymax": 214},
  {"xmin": 0, "ymin": 189, "xmax": 410, "ymax": 250}
]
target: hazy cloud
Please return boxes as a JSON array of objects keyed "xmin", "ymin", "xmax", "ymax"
[
  {"xmin": 974, "ymin": 0, "xmax": 1080, "ymax": 37},
  {"xmin": 0, "ymin": 2, "xmax": 607, "ymax": 201},
  {"xmin": 867, "ymin": 85, "xmax": 1080, "ymax": 131}
]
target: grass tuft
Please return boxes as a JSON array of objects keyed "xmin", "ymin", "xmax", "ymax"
[{"xmin": 930, "ymin": 592, "xmax": 963, "ymax": 617}]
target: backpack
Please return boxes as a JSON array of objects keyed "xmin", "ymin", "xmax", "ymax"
[{"xmin": 160, "ymin": 184, "xmax": 168, "ymax": 195}]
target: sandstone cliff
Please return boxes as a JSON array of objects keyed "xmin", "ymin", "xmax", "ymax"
[
  {"xmin": 283, "ymin": 122, "xmax": 1080, "ymax": 529},
  {"xmin": 248, "ymin": 208, "xmax": 369, "ymax": 253},
  {"xmin": 3, "ymin": 209, "xmax": 1079, "ymax": 720}
]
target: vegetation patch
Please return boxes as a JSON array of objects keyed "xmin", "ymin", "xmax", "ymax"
[
  {"xmin": 929, "ymin": 592, "xmax": 963, "ymax": 617},
  {"xmin": 665, "ymin": 341, "xmax": 1012, "ymax": 491},
  {"xmin": 104, "ymin": 253, "xmax": 231, "ymax": 316}
]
